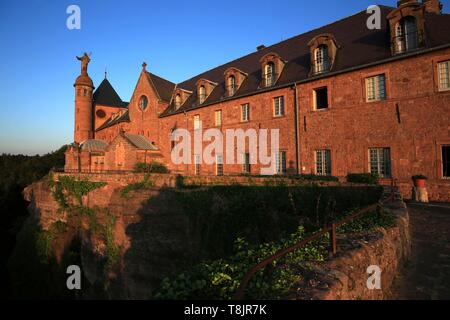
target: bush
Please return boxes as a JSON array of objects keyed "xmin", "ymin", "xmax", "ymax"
[
  {"xmin": 346, "ymin": 173, "xmax": 379, "ymax": 185},
  {"xmin": 134, "ymin": 161, "xmax": 169, "ymax": 173},
  {"xmin": 412, "ymin": 174, "xmax": 427, "ymax": 180},
  {"xmin": 293, "ymin": 174, "xmax": 339, "ymax": 182}
]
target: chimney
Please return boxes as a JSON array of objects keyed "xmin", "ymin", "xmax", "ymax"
[
  {"xmin": 423, "ymin": 0, "xmax": 442, "ymax": 14},
  {"xmin": 257, "ymin": 45, "xmax": 266, "ymax": 51},
  {"xmin": 397, "ymin": 0, "xmax": 418, "ymax": 6}
]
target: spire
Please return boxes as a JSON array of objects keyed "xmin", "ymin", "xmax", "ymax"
[{"xmin": 105, "ymin": 67, "xmax": 107, "ymax": 79}]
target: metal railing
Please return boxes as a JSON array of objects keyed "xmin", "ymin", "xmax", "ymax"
[
  {"xmin": 391, "ymin": 31, "xmax": 424, "ymax": 55},
  {"xmin": 52, "ymin": 168, "xmax": 136, "ymax": 174},
  {"xmin": 233, "ymin": 180, "xmax": 397, "ymax": 300}
]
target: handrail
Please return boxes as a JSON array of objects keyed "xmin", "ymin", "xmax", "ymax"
[{"xmin": 233, "ymin": 182, "xmax": 396, "ymax": 300}]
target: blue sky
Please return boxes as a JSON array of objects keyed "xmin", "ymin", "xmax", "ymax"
[{"xmin": 0, "ymin": 0, "xmax": 448, "ymax": 155}]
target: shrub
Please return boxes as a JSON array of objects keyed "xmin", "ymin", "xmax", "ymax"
[
  {"xmin": 134, "ymin": 161, "xmax": 169, "ymax": 173},
  {"xmin": 121, "ymin": 173, "xmax": 155, "ymax": 197},
  {"xmin": 346, "ymin": 173, "xmax": 379, "ymax": 185},
  {"xmin": 293, "ymin": 174, "xmax": 339, "ymax": 182}
]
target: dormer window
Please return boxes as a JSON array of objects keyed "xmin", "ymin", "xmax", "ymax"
[
  {"xmin": 387, "ymin": 2, "xmax": 425, "ymax": 55},
  {"xmin": 308, "ymin": 34, "xmax": 338, "ymax": 76},
  {"xmin": 314, "ymin": 45, "xmax": 330, "ymax": 74},
  {"xmin": 259, "ymin": 53, "xmax": 285, "ymax": 88},
  {"xmin": 174, "ymin": 94, "xmax": 181, "ymax": 109},
  {"xmin": 223, "ymin": 67, "xmax": 247, "ymax": 98},
  {"xmin": 264, "ymin": 62, "xmax": 276, "ymax": 87},
  {"xmin": 227, "ymin": 76, "xmax": 236, "ymax": 96},
  {"xmin": 198, "ymin": 85, "xmax": 206, "ymax": 104},
  {"xmin": 394, "ymin": 16, "xmax": 419, "ymax": 54}
]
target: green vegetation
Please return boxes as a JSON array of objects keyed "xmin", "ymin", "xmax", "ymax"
[
  {"xmin": 0, "ymin": 146, "xmax": 67, "ymax": 297},
  {"xmin": 134, "ymin": 161, "xmax": 169, "ymax": 173},
  {"xmin": 121, "ymin": 173, "xmax": 155, "ymax": 197},
  {"xmin": 154, "ymin": 184, "xmax": 392, "ymax": 299},
  {"xmin": 346, "ymin": 173, "xmax": 380, "ymax": 185},
  {"xmin": 155, "ymin": 226, "xmax": 326, "ymax": 299},
  {"xmin": 49, "ymin": 175, "xmax": 107, "ymax": 206},
  {"xmin": 293, "ymin": 174, "xmax": 339, "ymax": 182}
]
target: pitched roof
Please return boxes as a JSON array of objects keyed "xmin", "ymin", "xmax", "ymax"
[
  {"xmin": 80, "ymin": 139, "xmax": 108, "ymax": 152},
  {"xmin": 95, "ymin": 110, "xmax": 130, "ymax": 132},
  {"xmin": 93, "ymin": 78, "xmax": 128, "ymax": 108},
  {"xmin": 146, "ymin": 72, "xmax": 176, "ymax": 102},
  {"xmin": 124, "ymin": 133, "xmax": 158, "ymax": 150},
  {"xmin": 159, "ymin": 6, "xmax": 450, "ymax": 117}
]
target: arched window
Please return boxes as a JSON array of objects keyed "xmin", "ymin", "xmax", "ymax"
[
  {"xmin": 264, "ymin": 62, "xmax": 275, "ymax": 87},
  {"xmin": 139, "ymin": 95, "xmax": 148, "ymax": 111},
  {"xmin": 314, "ymin": 45, "xmax": 330, "ymax": 74},
  {"xmin": 228, "ymin": 76, "xmax": 236, "ymax": 96},
  {"xmin": 198, "ymin": 85, "xmax": 206, "ymax": 104},
  {"xmin": 395, "ymin": 16, "xmax": 418, "ymax": 53},
  {"xmin": 174, "ymin": 94, "xmax": 182, "ymax": 109}
]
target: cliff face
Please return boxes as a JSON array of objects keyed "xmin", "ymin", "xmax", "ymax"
[{"xmin": 21, "ymin": 179, "xmax": 201, "ymax": 299}]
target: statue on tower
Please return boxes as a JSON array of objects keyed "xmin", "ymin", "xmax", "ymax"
[{"xmin": 76, "ymin": 52, "xmax": 91, "ymax": 75}]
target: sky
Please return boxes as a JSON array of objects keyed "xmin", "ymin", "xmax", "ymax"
[{"xmin": 0, "ymin": 0, "xmax": 449, "ymax": 155}]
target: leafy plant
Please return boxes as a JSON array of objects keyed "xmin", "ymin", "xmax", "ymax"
[
  {"xmin": 121, "ymin": 173, "xmax": 155, "ymax": 197},
  {"xmin": 134, "ymin": 161, "xmax": 169, "ymax": 173},
  {"xmin": 346, "ymin": 173, "xmax": 379, "ymax": 185}
]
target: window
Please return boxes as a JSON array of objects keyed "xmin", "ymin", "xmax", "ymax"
[
  {"xmin": 215, "ymin": 110, "xmax": 222, "ymax": 126},
  {"xmin": 83, "ymin": 89, "xmax": 87, "ymax": 96},
  {"xmin": 443, "ymin": 146, "xmax": 450, "ymax": 178},
  {"xmin": 175, "ymin": 94, "xmax": 182, "ymax": 109},
  {"xmin": 241, "ymin": 103, "xmax": 249, "ymax": 122},
  {"xmin": 199, "ymin": 85, "xmax": 206, "ymax": 104},
  {"xmin": 438, "ymin": 61, "xmax": 450, "ymax": 91},
  {"xmin": 314, "ymin": 87, "xmax": 328, "ymax": 110},
  {"xmin": 194, "ymin": 155, "xmax": 201, "ymax": 175},
  {"xmin": 314, "ymin": 45, "xmax": 330, "ymax": 74},
  {"xmin": 264, "ymin": 62, "xmax": 275, "ymax": 87},
  {"xmin": 193, "ymin": 115, "xmax": 200, "ymax": 130},
  {"xmin": 242, "ymin": 153, "xmax": 251, "ymax": 174},
  {"xmin": 315, "ymin": 149, "xmax": 331, "ymax": 176},
  {"xmin": 216, "ymin": 154, "xmax": 223, "ymax": 176},
  {"xmin": 395, "ymin": 17, "xmax": 419, "ymax": 54},
  {"xmin": 366, "ymin": 74, "xmax": 386, "ymax": 102},
  {"xmin": 369, "ymin": 148, "xmax": 391, "ymax": 178},
  {"xmin": 228, "ymin": 76, "xmax": 236, "ymax": 96},
  {"xmin": 276, "ymin": 151, "xmax": 286, "ymax": 175},
  {"xmin": 139, "ymin": 95, "xmax": 148, "ymax": 111},
  {"xmin": 274, "ymin": 96, "xmax": 285, "ymax": 117}
]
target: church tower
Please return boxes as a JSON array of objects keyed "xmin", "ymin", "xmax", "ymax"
[{"xmin": 74, "ymin": 52, "xmax": 94, "ymax": 144}]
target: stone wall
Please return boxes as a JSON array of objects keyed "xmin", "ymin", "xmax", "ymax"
[{"xmin": 300, "ymin": 190, "xmax": 411, "ymax": 300}]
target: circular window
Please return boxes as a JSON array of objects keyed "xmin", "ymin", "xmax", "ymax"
[
  {"xmin": 139, "ymin": 95, "xmax": 148, "ymax": 111},
  {"xmin": 96, "ymin": 109, "xmax": 106, "ymax": 118}
]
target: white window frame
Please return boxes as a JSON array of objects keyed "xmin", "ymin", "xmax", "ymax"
[
  {"xmin": 438, "ymin": 61, "xmax": 450, "ymax": 92},
  {"xmin": 274, "ymin": 96, "xmax": 284, "ymax": 117},
  {"xmin": 265, "ymin": 62, "xmax": 275, "ymax": 87},
  {"xmin": 275, "ymin": 151, "xmax": 286, "ymax": 175},
  {"xmin": 366, "ymin": 74, "xmax": 386, "ymax": 102},
  {"xmin": 242, "ymin": 153, "xmax": 251, "ymax": 174},
  {"xmin": 314, "ymin": 45, "xmax": 329, "ymax": 74},
  {"xmin": 199, "ymin": 86, "xmax": 206, "ymax": 104},
  {"xmin": 315, "ymin": 149, "xmax": 331, "ymax": 176},
  {"xmin": 194, "ymin": 154, "xmax": 201, "ymax": 175},
  {"xmin": 241, "ymin": 103, "xmax": 249, "ymax": 122},
  {"xmin": 216, "ymin": 154, "xmax": 223, "ymax": 176},
  {"xmin": 193, "ymin": 115, "xmax": 200, "ymax": 130},
  {"xmin": 215, "ymin": 110, "xmax": 222, "ymax": 126},
  {"xmin": 369, "ymin": 148, "xmax": 391, "ymax": 178}
]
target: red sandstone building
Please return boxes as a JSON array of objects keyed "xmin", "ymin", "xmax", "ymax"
[{"xmin": 65, "ymin": 0, "xmax": 450, "ymax": 201}]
